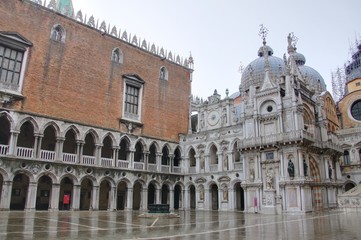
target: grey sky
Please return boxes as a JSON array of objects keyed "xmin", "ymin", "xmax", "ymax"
[{"xmin": 73, "ymin": 0, "xmax": 360, "ymax": 98}]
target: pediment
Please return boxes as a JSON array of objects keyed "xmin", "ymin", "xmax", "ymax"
[{"xmin": 0, "ymin": 31, "xmax": 33, "ymax": 47}]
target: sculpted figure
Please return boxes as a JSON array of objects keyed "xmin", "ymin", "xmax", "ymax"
[{"xmin": 287, "ymin": 160, "xmax": 295, "ymax": 178}]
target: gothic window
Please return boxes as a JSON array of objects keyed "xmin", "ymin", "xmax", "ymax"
[
  {"xmin": 50, "ymin": 25, "xmax": 65, "ymax": 42},
  {"xmin": 343, "ymin": 150, "xmax": 350, "ymax": 165},
  {"xmin": 111, "ymin": 48, "xmax": 123, "ymax": 64},
  {"xmin": 350, "ymin": 100, "xmax": 361, "ymax": 121},
  {"xmin": 0, "ymin": 32, "xmax": 32, "ymax": 95},
  {"xmin": 122, "ymin": 74, "xmax": 144, "ymax": 122},
  {"xmin": 160, "ymin": 66, "xmax": 168, "ymax": 80}
]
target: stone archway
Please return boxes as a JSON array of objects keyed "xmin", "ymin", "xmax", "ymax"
[
  {"xmin": 174, "ymin": 184, "xmax": 182, "ymax": 209},
  {"xmin": 133, "ymin": 181, "xmax": 142, "ymax": 210},
  {"xmin": 234, "ymin": 182, "xmax": 244, "ymax": 211},
  {"xmin": 161, "ymin": 184, "xmax": 169, "ymax": 204},
  {"xmin": 36, "ymin": 175, "xmax": 52, "ymax": 210},
  {"xmin": 10, "ymin": 174, "xmax": 29, "ymax": 210},
  {"xmin": 117, "ymin": 181, "xmax": 127, "ymax": 210},
  {"xmin": 210, "ymin": 184, "xmax": 219, "ymax": 210},
  {"xmin": 148, "ymin": 183, "xmax": 156, "ymax": 205},
  {"xmin": 59, "ymin": 177, "xmax": 73, "ymax": 210},
  {"xmin": 99, "ymin": 180, "xmax": 111, "ymax": 210},
  {"xmin": 80, "ymin": 178, "xmax": 93, "ymax": 210},
  {"xmin": 189, "ymin": 185, "xmax": 196, "ymax": 209}
]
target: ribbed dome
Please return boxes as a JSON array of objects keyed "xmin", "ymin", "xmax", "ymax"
[
  {"xmin": 298, "ymin": 65, "xmax": 327, "ymax": 91},
  {"xmin": 290, "ymin": 51, "xmax": 327, "ymax": 91},
  {"xmin": 241, "ymin": 45, "xmax": 285, "ymax": 91}
]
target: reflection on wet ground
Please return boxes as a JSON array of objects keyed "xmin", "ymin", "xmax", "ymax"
[{"xmin": 0, "ymin": 210, "xmax": 359, "ymax": 239}]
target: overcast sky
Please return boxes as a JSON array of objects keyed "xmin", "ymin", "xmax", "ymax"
[{"xmin": 72, "ymin": 0, "xmax": 360, "ymax": 99}]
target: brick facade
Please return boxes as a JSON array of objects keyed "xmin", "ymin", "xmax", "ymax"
[{"xmin": 0, "ymin": 0, "xmax": 191, "ymax": 142}]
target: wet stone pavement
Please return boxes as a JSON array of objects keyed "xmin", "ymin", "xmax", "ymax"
[{"xmin": 0, "ymin": 210, "xmax": 360, "ymax": 239}]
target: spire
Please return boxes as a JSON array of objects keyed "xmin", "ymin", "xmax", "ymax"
[{"xmin": 56, "ymin": 0, "xmax": 74, "ymax": 17}]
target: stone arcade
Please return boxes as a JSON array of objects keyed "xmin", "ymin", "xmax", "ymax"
[{"xmin": 0, "ymin": 0, "xmax": 359, "ymax": 214}]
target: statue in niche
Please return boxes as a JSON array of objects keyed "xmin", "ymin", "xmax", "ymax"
[
  {"xmin": 200, "ymin": 154, "xmax": 205, "ymax": 170},
  {"xmin": 199, "ymin": 186, "xmax": 204, "ymax": 200},
  {"xmin": 223, "ymin": 151, "xmax": 228, "ymax": 171},
  {"xmin": 303, "ymin": 159, "xmax": 308, "ymax": 176},
  {"xmin": 249, "ymin": 167, "xmax": 255, "ymax": 181},
  {"xmin": 266, "ymin": 169, "xmax": 274, "ymax": 189},
  {"xmin": 222, "ymin": 185, "xmax": 228, "ymax": 201},
  {"xmin": 329, "ymin": 164, "xmax": 332, "ymax": 179},
  {"xmin": 287, "ymin": 160, "xmax": 295, "ymax": 178}
]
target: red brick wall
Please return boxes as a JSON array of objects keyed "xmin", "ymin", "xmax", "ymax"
[{"xmin": 0, "ymin": 1, "xmax": 191, "ymax": 142}]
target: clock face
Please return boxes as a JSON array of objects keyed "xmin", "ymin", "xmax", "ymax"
[{"xmin": 207, "ymin": 110, "xmax": 220, "ymax": 126}]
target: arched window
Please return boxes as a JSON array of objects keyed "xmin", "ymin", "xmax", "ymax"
[
  {"xmin": 111, "ymin": 48, "xmax": 123, "ymax": 64},
  {"xmin": 50, "ymin": 24, "xmax": 65, "ymax": 42},
  {"xmin": 160, "ymin": 66, "xmax": 168, "ymax": 80}
]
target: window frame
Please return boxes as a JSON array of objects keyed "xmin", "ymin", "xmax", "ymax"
[
  {"xmin": 0, "ymin": 32, "xmax": 32, "ymax": 97},
  {"xmin": 122, "ymin": 74, "xmax": 144, "ymax": 122}
]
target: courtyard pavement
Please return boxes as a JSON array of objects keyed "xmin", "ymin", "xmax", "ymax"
[{"xmin": 0, "ymin": 210, "xmax": 360, "ymax": 239}]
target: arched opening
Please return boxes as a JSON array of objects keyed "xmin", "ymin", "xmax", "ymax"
[
  {"xmin": 189, "ymin": 185, "xmax": 196, "ymax": 209},
  {"xmin": 118, "ymin": 138, "xmax": 130, "ymax": 161},
  {"xmin": 174, "ymin": 184, "xmax": 182, "ymax": 209},
  {"xmin": 63, "ymin": 129, "xmax": 77, "ymax": 162},
  {"xmin": 233, "ymin": 141, "xmax": 240, "ymax": 162},
  {"xmin": 40, "ymin": 125, "xmax": 57, "ymax": 160},
  {"xmin": 173, "ymin": 148, "xmax": 181, "ymax": 169},
  {"xmin": 10, "ymin": 173, "xmax": 29, "ymax": 210},
  {"xmin": 99, "ymin": 180, "xmax": 111, "ymax": 210},
  {"xmin": 210, "ymin": 184, "xmax": 219, "ymax": 210},
  {"xmin": 189, "ymin": 148, "xmax": 196, "ymax": 167},
  {"xmin": 134, "ymin": 142, "xmax": 143, "ymax": 163},
  {"xmin": 59, "ymin": 177, "xmax": 73, "ymax": 210},
  {"xmin": 83, "ymin": 134, "xmax": 96, "ymax": 164},
  {"xmin": 209, "ymin": 145, "xmax": 218, "ymax": 171},
  {"xmin": 117, "ymin": 181, "xmax": 127, "ymax": 210},
  {"xmin": 161, "ymin": 184, "xmax": 169, "ymax": 204},
  {"xmin": 148, "ymin": 183, "xmax": 156, "ymax": 205},
  {"xmin": 345, "ymin": 182, "xmax": 356, "ymax": 192},
  {"xmin": 132, "ymin": 181, "xmax": 142, "ymax": 210},
  {"xmin": 80, "ymin": 178, "xmax": 93, "ymax": 210},
  {"xmin": 148, "ymin": 143, "xmax": 157, "ymax": 164},
  {"xmin": 17, "ymin": 121, "xmax": 35, "ymax": 158},
  {"xmin": 162, "ymin": 146, "xmax": 169, "ymax": 166},
  {"xmin": 36, "ymin": 175, "xmax": 52, "ymax": 210},
  {"xmin": 234, "ymin": 182, "xmax": 244, "ymax": 211},
  {"xmin": 101, "ymin": 136, "xmax": 113, "ymax": 160},
  {"xmin": 0, "ymin": 115, "xmax": 11, "ymax": 154}
]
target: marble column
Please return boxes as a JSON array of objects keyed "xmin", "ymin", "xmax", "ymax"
[
  {"xmin": 72, "ymin": 185, "xmax": 81, "ymax": 210},
  {"xmin": 108, "ymin": 186, "xmax": 116, "ymax": 211},
  {"xmin": 91, "ymin": 186, "xmax": 99, "ymax": 210},
  {"xmin": 0, "ymin": 180, "xmax": 12, "ymax": 210},
  {"xmin": 50, "ymin": 183, "xmax": 60, "ymax": 211},
  {"xmin": 126, "ymin": 187, "xmax": 133, "ymax": 210},
  {"xmin": 25, "ymin": 182, "xmax": 37, "ymax": 211},
  {"xmin": 8, "ymin": 131, "xmax": 19, "ymax": 156}
]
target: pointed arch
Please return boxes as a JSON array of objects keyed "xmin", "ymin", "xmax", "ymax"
[
  {"xmin": 16, "ymin": 116, "xmax": 39, "ymax": 134},
  {"xmin": 50, "ymin": 24, "xmax": 66, "ymax": 42},
  {"xmin": 111, "ymin": 47, "xmax": 123, "ymax": 64},
  {"xmin": 62, "ymin": 125, "xmax": 80, "ymax": 140}
]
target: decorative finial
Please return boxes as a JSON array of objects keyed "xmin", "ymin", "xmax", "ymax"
[
  {"xmin": 259, "ymin": 24, "xmax": 268, "ymax": 46},
  {"xmin": 287, "ymin": 32, "xmax": 298, "ymax": 53}
]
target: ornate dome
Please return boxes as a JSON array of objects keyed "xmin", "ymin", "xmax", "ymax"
[{"xmin": 241, "ymin": 45, "xmax": 286, "ymax": 91}]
